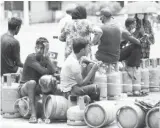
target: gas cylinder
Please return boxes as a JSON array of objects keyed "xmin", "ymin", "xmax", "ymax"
[
  {"xmin": 146, "ymin": 107, "xmax": 159, "ymax": 128},
  {"xmin": 84, "ymin": 101, "xmax": 116, "ymax": 128},
  {"xmin": 132, "ymin": 67, "xmax": 141, "ymax": 92},
  {"xmin": 149, "ymin": 59, "xmax": 160, "ymax": 92},
  {"xmin": 121, "ymin": 62, "xmax": 133, "ymax": 93},
  {"xmin": 141, "ymin": 59, "xmax": 149, "ymax": 91},
  {"xmin": 1, "ymin": 73, "xmax": 21, "ymax": 118},
  {"xmin": 94, "ymin": 69, "xmax": 107, "ymax": 100},
  {"xmin": 117, "ymin": 103, "xmax": 145, "ymax": 128},
  {"xmin": 156, "ymin": 58, "xmax": 160, "ymax": 87},
  {"xmin": 14, "ymin": 96, "xmax": 43, "ymax": 119},
  {"xmin": 107, "ymin": 63, "xmax": 122, "ymax": 100},
  {"xmin": 67, "ymin": 95, "xmax": 90, "ymax": 126}
]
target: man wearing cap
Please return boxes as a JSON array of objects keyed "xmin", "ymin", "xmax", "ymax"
[
  {"xmin": 120, "ymin": 18, "xmax": 141, "ymax": 79},
  {"xmin": 95, "ymin": 8, "xmax": 121, "ymax": 64}
]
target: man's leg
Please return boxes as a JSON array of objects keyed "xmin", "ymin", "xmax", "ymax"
[
  {"xmin": 71, "ymin": 84, "xmax": 100, "ymax": 101},
  {"xmin": 20, "ymin": 80, "xmax": 40, "ymax": 123},
  {"xmin": 120, "ymin": 44, "xmax": 141, "ymax": 79},
  {"xmin": 119, "ymin": 44, "xmax": 134, "ymax": 62},
  {"xmin": 126, "ymin": 44, "xmax": 141, "ymax": 67}
]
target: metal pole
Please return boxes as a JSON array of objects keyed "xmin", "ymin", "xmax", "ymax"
[
  {"xmin": 23, "ymin": 1, "xmax": 29, "ymax": 26},
  {"xmin": 124, "ymin": 1, "xmax": 128, "ymax": 19}
]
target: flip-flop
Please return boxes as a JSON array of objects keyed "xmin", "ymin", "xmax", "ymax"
[{"xmin": 29, "ymin": 116, "xmax": 38, "ymax": 123}]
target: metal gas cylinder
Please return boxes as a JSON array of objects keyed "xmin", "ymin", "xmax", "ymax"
[
  {"xmin": 149, "ymin": 59, "xmax": 160, "ymax": 92},
  {"xmin": 14, "ymin": 96, "xmax": 43, "ymax": 119},
  {"xmin": 94, "ymin": 68, "xmax": 107, "ymax": 100},
  {"xmin": 107, "ymin": 63, "xmax": 122, "ymax": 100},
  {"xmin": 1, "ymin": 73, "xmax": 21, "ymax": 118},
  {"xmin": 117, "ymin": 103, "xmax": 145, "ymax": 128},
  {"xmin": 67, "ymin": 95, "xmax": 90, "ymax": 126},
  {"xmin": 121, "ymin": 62, "xmax": 133, "ymax": 93},
  {"xmin": 84, "ymin": 101, "xmax": 116, "ymax": 128},
  {"xmin": 141, "ymin": 59, "xmax": 149, "ymax": 91},
  {"xmin": 156, "ymin": 58, "xmax": 160, "ymax": 87}
]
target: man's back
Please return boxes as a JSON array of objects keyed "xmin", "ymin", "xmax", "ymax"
[
  {"xmin": 96, "ymin": 23, "xmax": 121, "ymax": 63},
  {"xmin": 60, "ymin": 53, "xmax": 81, "ymax": 92},
  {"xmin": 1, "ymin": 33, "xmax": 20, "ymax": 75}
]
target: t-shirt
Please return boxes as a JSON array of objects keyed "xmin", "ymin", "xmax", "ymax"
[
  {"xmin": 1, "ymin": 33, "xmax": 23, "ymax": 76},
  {"xmin": 21, "ymin": 53, "xmax": 55, "ymax": 83},
  {"xmin": 96, "ymin": 22, "xmax": 121, "ymax": 64},
  {"xmin": 59, "ymin": 53, "xmax": 81, "ymax": 92}
]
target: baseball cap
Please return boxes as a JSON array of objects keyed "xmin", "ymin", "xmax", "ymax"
[
  {"xmin": 125, "ymin": 18, "xmax": 136, "ymax": 27},
  {"xmin": 98, "ymin": 8, "xmax": 114, "ymax": 19}
]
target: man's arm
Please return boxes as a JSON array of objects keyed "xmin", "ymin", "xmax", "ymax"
[
  {"xmin": 43, "ymin": 56, "xmax": 57, "ymax": 74},
  {"xmin": 12, "ymin": 41, "xmax": 23, "ymax": 67},
  {"xmin": 122, "ymin": 31, "xmax": 141, "ymax": 46},
  {"xmin": 74, "ymin": 63, "xmax": 99, "ymax": 86},
  {"xmin": 27, "ymin": 56, "xmax": 50, "ymax": 75},
  {"xmin": 90, "ymin": 26, "xmax": 103, "ymax": 45}
]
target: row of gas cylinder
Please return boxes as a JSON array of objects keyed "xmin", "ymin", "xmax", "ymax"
[
  {"xmin": 5, "ymin": 93, "xmax": 159, "ymax": 128},
  {"xmin": 0, "ymin": 73, "xmax": 159, "ymax": 128},
  {"xmin": 94, "ymin": 58, "xmax": 160, "ymax": 100}
]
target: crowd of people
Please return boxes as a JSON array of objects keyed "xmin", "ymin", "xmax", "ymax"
[{"xmin": 1, "ymin": 5, "xmax": 155, "ymax": 123}]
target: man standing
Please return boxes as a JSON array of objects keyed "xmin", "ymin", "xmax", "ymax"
[
  {"xmin": 59, "ymin": 37, "xmax": 102, "ymax": 101},
  {"xmin": 96, "ymin": 8, "xmax": 121, "ymax": 64},
  {"xmin": 19, "ymin": 37, "xmax": 57, "ymax": 123},
  {"xmin": 120, "ymin": 18, "xmax": 141, "ymax": 78},
  {"xmin": 1, "ymin": 17, "xmax": 23, "ymax": 76}
]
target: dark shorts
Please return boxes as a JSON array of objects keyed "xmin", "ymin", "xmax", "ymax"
[{"xmin": 61, "ymin": 84, "xmax": 100, "ymax": 101}]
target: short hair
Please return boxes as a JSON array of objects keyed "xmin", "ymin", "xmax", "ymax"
[
  {"xmin": 8, "ymin": 17, "xmax": 22, "ymax": 31},
  {"xmin": 36, "ymin": 37, "xmax": 49, "ymax": 47},
  {"xmin": 125, "ymin": 18, "xmax": 136, "ymax": 28},
  {"xmin": 72, "ymin": 6, "xmax": 87, "ymax": 19},
  {"xmin": 72, "ymin": 37, "xmax": 89, "ymax": 54}
]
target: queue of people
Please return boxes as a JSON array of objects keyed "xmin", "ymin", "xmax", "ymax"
[{"xmin": 1, "ymin": 5, "xmax": 155, "ymax": 123}]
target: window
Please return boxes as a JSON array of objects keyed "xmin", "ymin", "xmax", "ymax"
[
  {"xmin": 48, "ymin": 1, "xmax": 61, "ymax": 11},
  {"xmin": 4, "ymin": 1, "xmax": 23, "ymax": 11}
]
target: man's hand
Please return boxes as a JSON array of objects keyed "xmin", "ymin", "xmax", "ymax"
[
  {"xmin": 81, "ymin": 56, "xmax": 96, "ymax": 64},
  {"xmin": 92, "ymin": 61, "xmax": 103, "ymax": 71},
  {"xmin": 43, "ymin": 43, "xmax": 49, "ymax": 57}
]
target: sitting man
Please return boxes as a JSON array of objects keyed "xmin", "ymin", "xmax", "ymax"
[
  {"xmin": 59, "ymin": 37, "xmax": 102, "ymax": 101},
  {"xmin": 18, "ymin": 37, "xmax": 57, "ymax": 123},
  {"xmin": 120, "ymin": 18, "xmax": 141, "ymax": 79}
]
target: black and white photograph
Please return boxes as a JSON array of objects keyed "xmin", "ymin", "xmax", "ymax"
[{"xmin": 0, "ymin": 0, "xmax": 160, "ymax": 128}]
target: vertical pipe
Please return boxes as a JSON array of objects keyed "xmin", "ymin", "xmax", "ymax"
[{"xmin": 23, "ymin": 1, "xmax": 29, "ymax": 26}]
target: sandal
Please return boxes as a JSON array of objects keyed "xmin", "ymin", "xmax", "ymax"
[{"xmin": 29, "ymin": 116, "xmax": 38, "ymax": 123}]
